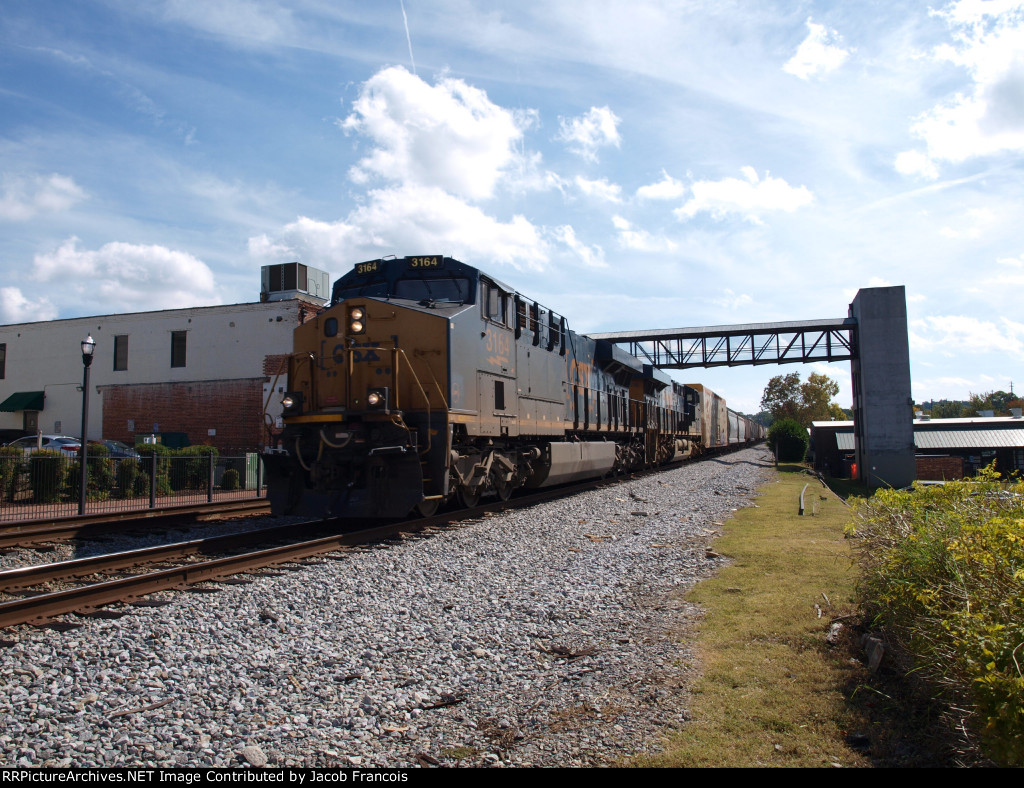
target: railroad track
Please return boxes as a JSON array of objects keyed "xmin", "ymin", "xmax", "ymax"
[
  {"xmin": 0, "ymin": 498, "xmax": 269, "ymax": 550},
  {"xmin": 0, "ymin": 453, "xmax": 740, "ymax": 632}
]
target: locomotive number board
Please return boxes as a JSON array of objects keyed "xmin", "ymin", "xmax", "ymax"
[
  {"xmin": 405, "ymin": 256, "xmax": 444, "ymax": 269},
  {"xmin": 354, "ymin": 259, "xmax": 381, "ymax": 275}
]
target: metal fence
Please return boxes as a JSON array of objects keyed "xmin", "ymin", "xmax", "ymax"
[{"xmin": 0, "ymin": 452, "xmax": 265, "ymax": 524}]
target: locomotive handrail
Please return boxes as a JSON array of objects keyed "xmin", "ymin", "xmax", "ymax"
[
  {"xmin": 413, "ymin": 350, "xmax": 450, "ymax": 410},
  {"xmin": 262, "ymin": 355, "xmax": 289, "ymax": 445},
  {"xmin": 292, "ymin": 351, "xmax": 318, "ymax": 410},
  {"xmin": 397, "ymin": 348, "xmax": 434, "ymax": 455}
]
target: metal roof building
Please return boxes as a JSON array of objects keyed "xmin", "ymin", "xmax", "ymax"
[{"xmin": 811, "ymin": 414, "xmax": 1024, "ymax": 481}]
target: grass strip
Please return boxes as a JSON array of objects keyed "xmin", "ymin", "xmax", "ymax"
[{"xmin": 635, "ymin": 463, "xmax": 867, "ymax": 768}]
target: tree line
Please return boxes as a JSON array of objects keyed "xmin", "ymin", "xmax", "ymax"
[
  {"xmin": 758, "ymin": 373, "xmax": 1020, "ymax": 428},
  {"xmin": 918, "ymin": 390, "xmax": 1022, "ymax": 419}
]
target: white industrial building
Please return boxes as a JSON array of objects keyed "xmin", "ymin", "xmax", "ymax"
[{"xmin": 0, "ymin": 264, "xmax": 329, "ymax": 453}]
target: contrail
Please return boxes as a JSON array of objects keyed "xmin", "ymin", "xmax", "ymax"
[{"xmin": 399, "ymin": 0, "xmax": 416, "ymax": 75}]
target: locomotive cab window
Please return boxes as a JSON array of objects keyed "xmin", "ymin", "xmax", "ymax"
[
  {"xmin": 481, "ymin": 280, "xmax": 509, "ymax": 326},
  {"xmin": 393, "ymin": 275, "xmax": 470, "ymax": 303}
]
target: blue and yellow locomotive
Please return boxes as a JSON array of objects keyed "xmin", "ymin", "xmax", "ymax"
[{"xmin": 263, "ymin": 255, "xmax": 756, "ymax": 518}]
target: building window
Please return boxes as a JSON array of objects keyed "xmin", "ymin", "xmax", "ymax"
[
  {"xmin": 171, "ymin": 331, "xmax": 187, "ymax": 368},
  {"xmin": 113, "ymin": 335, "xmax": 128, "ymax": 371},
  {"xmin": 0, "ymin": 343, "xmax": 5, "ymax": 379}
]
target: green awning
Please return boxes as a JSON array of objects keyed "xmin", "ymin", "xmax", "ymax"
[{"xmin": 0, "ymin": 391, "xmax": 44, "ymax": 412}]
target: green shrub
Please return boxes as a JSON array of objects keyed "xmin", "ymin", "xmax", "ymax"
[
  {"xmin": 0, "ymin": 446, "xmax": 22, "ymax": 501},
  {"xmin": 29, "ymin": 450, "xmax": 68, "ymax": 503},
  {"xmin": 220, "ymin": 468, "xmax": 240, "ymax": 491},
  {"xmin": 852, "ymin": 466, "xmax": 1024, "ymax": 765},
  {"xmin": 116, "ymin": 458, "xmax": 140, "ymax": 498},
  {"xmin": 168, "ymin": 445, "xmax": 218, "ymax": 490},
  {"xmin": 766, "ymin": 418, "xmax": 809, "ymax": 462},
  {"xmin": 136, "ymin": 445, "xmax": 172, "ymax": 495},
  {"xmin": 67, "ymin": 443, "xmax": 115, "ymax": 501},
  {"xmin": 132, "ymin": 469, "xmax": 152, "ymax": 498}
]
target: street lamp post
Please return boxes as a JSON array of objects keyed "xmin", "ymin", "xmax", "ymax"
[{"xmin": 79, "ymin": 335, "xmax": 96, "ymax": 516}]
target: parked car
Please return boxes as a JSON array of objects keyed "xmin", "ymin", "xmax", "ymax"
[
  {"xmin": 96, "ymin": 440, "xmax": 141, "ymax": 459},
  {"xmin": 4, "ymin": 434, "xmax": 82, "ymax": 458}
]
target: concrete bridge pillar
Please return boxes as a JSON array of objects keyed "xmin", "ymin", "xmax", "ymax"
[{"xmin": 849, "ymin": 286, "xmax": 915, "ymax": 488}]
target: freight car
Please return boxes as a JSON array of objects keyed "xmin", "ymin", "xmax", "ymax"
[{"xmin": 263, "ymin": 255, "xmax": 763, "ymax": 518}]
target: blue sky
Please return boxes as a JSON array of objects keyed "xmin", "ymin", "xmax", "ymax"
[{"xmin": 2, "ymin": 0, "xmax": 1022, "ymax": 413}]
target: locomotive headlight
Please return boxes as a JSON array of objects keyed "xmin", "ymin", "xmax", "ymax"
[
  {"xmin": 349, "ymin": 306, "xmax": 366, "ymax": 334},
  {"xmin": 366, "ymin": 387, "xmax": 389, "ymax": 410},
  {"xmin": 281, "ymin": 391, "xmax": 303, "ymax": 415}
]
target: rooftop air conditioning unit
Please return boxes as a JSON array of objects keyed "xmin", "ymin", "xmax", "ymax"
[{"xmin": 260, "ymin": 262, "xmax": 330, "ymax": 304}]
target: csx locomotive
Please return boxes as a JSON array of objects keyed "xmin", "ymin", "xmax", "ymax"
[{"xmin": 263, "ymin": 255, "xmax": 763, "ymax": 518}]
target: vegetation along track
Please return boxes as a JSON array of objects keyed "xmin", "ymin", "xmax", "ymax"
[{"xmin": 0, "ymin": 452, "xmax": 744, "ymax": 633}]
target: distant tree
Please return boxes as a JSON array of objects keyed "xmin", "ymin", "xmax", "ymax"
[
  {"xmin": 800, "ymin": 373, "xmax": 841, "ymax": 424},
  {"xmin": 929, "ymin": 400, "xmax": 967, "ymax": 419},
  {"xmin": 760, "ymin": 372, "xmax": 801, "ymax": 423},
  {"xmin": 760, "ymin": 372, "xmax": 843, "ymax": 428},
  {"xmin": 968, "ymin": 390, "xmax": 1015, "ymax": 416},
  {"xmin": 823, "ymin": 401, "xmax": 847, "ymax": 421}
]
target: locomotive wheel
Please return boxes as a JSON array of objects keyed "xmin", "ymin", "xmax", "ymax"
[
  {"xmin": 458, "ymin": 487, "xmax": 480, "ymax": 508},
  {"xmin": 495, "ymin": 479, "xmax": 513, "ymax": 502},
  {"xmin": 416, "ymin": 498, "xmax": 441, "ymax": 517}
]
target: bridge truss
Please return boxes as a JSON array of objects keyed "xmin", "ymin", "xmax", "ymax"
[{"xmin": 588, "ymin": 318, "xmax": 857, "ymax": 370}]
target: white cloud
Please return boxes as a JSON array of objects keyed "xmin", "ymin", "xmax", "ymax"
[
  {"xmin": 894, "ymin": 150, "xmax": 940, "ymax": 180},
  {"xmin": 556, "ymin": 106, "xmax": 621, "ymax": 162},
  {"xmin": 32, "ymin": 237, "xmax": 219, "ymax": 313},
  {"xmin": 0, "ymin": 173, "xmax": 87, "ymax": 221},
  {"xmin": 611, "ymin": 215, "xmax": 678, "ymax": 252},
  {"xmin": 898, "ymin": 1, "xmax": 1024, "ymax": 175},
  {"xmin": 340, "ymin": 66, "xmax": 532, "ymax": 201},
  {"xmin": 940, "ymin": 207, "xmax": 996, "ymax": 238},
  {"xmin": 503, "ymin": 151, "xmax": 567, "ymax": 195},
  {"xmin": 158, "ymin": 0, "xmax": 297, "ymax": 44},
  {"xmin": 636, "ymin": 170, "xmax": 686, "ymax": 200},
  {"xmin": 997, "ymin": 253, "xmax": 1024, "ymax": 267},
  {"xmin": 675, "ymin": 167, "xmax": 813, "ymax": 223},
  {"xmin": 574, "ymin": 176, "xmax": 622, "ymax": 203},
  {"xmin": 0, "ymin": 287, "xmax": 58, "ymax": 324},
  {"xmin": 783, "ymin": 18, "xmax": 851, "ymax": 80},
  {"xmin": 552, "ymin": 225, "xmax": 606, "ymax": 268},
  {"xmin": 249, "ymin": 185, "xmax": 549, "ymax": 271},
  {"xmin": 910, "ymin": 314, "xmax": 1024, "ymax": 359},
  {"xmin": 711, "ymin": 289, "xmax": 753, "ymax": 310}
]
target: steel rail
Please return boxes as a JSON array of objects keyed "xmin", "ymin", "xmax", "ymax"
[
  {"xmin": 0, "ymin": 499, "xmax": 269, "ymax": 549},
  {"xmin": 0, "ymin": 520, "xmax": 420, "ymax": 629},
  {"xmin": 0, "ymin": 443, "xmax": 763, "ymax": 630},
  {"xmin": 0, "ymin": 474, "xmax": 626, "ymax": 629},
  {"xmin": 0, "ymin": 521, "xmax": 343, "ymax": 592}
]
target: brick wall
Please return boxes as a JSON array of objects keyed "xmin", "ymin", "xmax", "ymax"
[
  {"xmin": 263, "ymin": 354, "xmax": 289, "ymax": 378},
  {"xmin": 916, "ymin": 455, "xmax": 963, "ymax": 481},
  {"xmin": 101, "ymin": 378, "xmax": 266, "ymax": 454}
]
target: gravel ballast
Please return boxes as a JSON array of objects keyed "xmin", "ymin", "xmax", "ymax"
[{"xmin": 0, "ymin": 447, "xmax": 774, "ymax": 768}]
